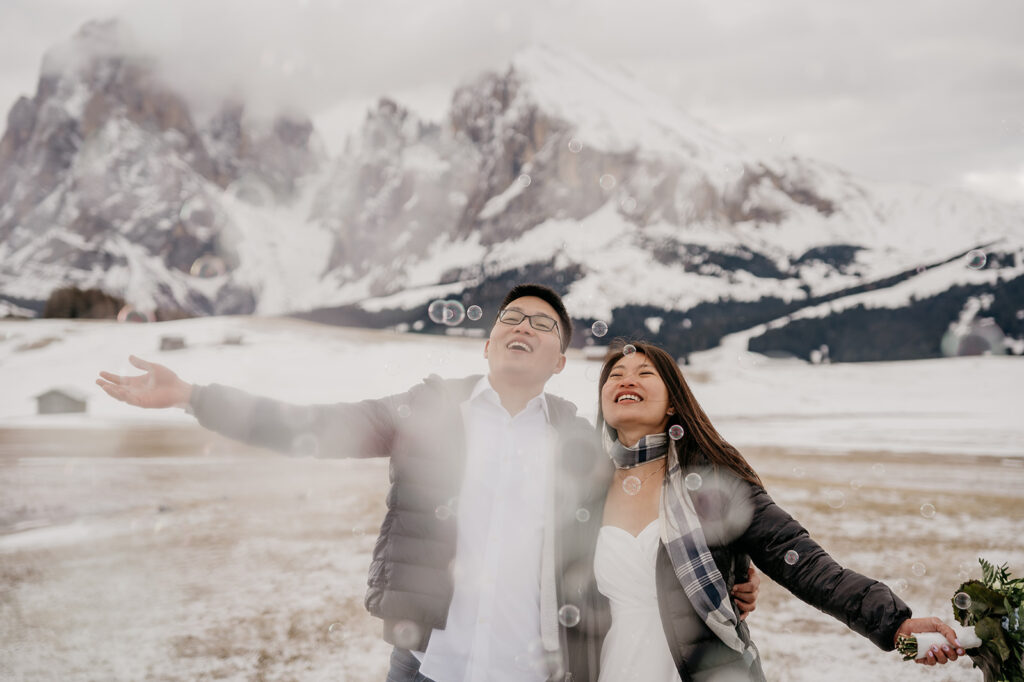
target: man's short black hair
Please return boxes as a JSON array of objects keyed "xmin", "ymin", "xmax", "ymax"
[{"xmin": 499, "ymin": 283, "xmax": 573, "ymax": 351}]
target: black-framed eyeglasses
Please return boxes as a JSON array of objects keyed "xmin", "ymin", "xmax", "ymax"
[{"xmin": 497, "ymin": 308, "xmax": 562, "ymax": 340}]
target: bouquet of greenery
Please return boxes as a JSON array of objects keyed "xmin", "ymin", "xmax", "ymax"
[{"xmin": 897, "ymin": 559, "xmax": 1024, "ymax": 682}]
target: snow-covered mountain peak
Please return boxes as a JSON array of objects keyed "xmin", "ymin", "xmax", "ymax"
[
  {"xmin": 509, "ymin": 44, "xmax": 743, "ymax": 162},
  {"xmin": 40, "ymin": 19, "xmax": 137, "ymax": 79},
  {"xmin": 1, "ymin": 24, "xmax": 1022, "ymax": 365},
  {"xmin": 0, "ymin": 18, "xmax": 322, "ymax": 316}
]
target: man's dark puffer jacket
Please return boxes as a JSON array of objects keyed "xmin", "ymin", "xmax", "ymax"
[{"xmin": 190, "ymin": 374, "xmax": 611, "ymax": 681}]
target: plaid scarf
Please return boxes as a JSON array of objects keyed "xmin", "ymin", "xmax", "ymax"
[
  {"xmin": 607, "ymin": 432, "xmax": 757, "ymax": 664},
  {"xmin": 606, "ymin": 431, "xmax": 670, "ymax": 468}
]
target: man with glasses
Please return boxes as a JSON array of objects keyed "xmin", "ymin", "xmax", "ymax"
[{"xmin": 97, "ymin": 283, "xmax": 758, "ymax": 682}]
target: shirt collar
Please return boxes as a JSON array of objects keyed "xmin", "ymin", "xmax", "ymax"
[{"xmin": 471, "ymin": 375, "xmax": 550, "ymax": 421}]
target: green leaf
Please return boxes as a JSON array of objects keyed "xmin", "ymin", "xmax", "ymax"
[
  {"xmin": 970, "ymin": 653, "xmax": 1000, "ymax": 682},
  {"xmin": 963, "ymin": 581, "xmax": 1011, "ymax": 620},
  {"xmin": 981, "ymin": 557, "xmax": 998, "ymax": 584},
  {"xmin": 976, "ymin": 616, "xmax": 1012, "ymax": 662}
]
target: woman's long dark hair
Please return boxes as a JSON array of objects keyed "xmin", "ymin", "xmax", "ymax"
[{"xmin": 596, "ymin": 340, "xmax": 763, "ymax": 488}]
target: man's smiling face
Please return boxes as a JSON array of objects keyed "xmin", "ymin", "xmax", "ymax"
[{"xmin": 484, "ymin": 295, "xmax": 566, "ymax": 387}]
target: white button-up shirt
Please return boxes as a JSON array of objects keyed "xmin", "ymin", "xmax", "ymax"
[{"xmin": 415, "ymin": 376, "xmax": 553, "ymax": 682}]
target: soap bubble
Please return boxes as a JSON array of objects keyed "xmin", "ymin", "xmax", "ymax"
[
  {"xmin": 178, "ymin": 196, "xmax": 207, "ymax": 223},
  {"xmin": 871, "ymin": 463, "xmax": 886, "ymax": 476},
  {"xmin": 328, "ymin": 622, "xmax": 345, "ymax": 640},
  {"xmin": 690, "ymin": 472, "xmax": 754, "ymax": 545},
  {"xmin": 724, "ymin": 164, "xmax": 745, "ymax": 180},
  {"xmin": 792, "ymin": 466, "xmax": 805, "ymax": 479},
  {"xmin": 941, "ymin": 319, "xmax": 1007, "ymax": 357},
  {"xmin": 911, "ymin": 562, "xmax": 927, "ymax": 577},
  {"xmin": 558, "ymin": 604, "xmax": 581, "ymax": 627},
  {"xmin": 575, "ymin": 508, "xmax": 590, "ymax": 523},
  {"xmin": 352, "ymin": 526, "xmax": 365, "ymax": 537},
  {"xmin": 784, "ymin": 550, "xmax": 799, "ymax": 565},
  {"xmin": 190, "ymin": 254, "xmax": 227, "ymax": 278},
  {"xmin": 428, "ymin": 300, "xmax": 447, "ymax": 324},
  {"xmin": 920, "ymin": 503, "xmax": 936, "ymax": 519},
  {"xmin": 466, "ymin": 305, "xmax": 483, "ymax": 321},
  {"xmin": 622, "ymin": 344, "xmax": 636, "ymax": 356},
  {"xmin": 116, "ymin": 305, "xmax": 154, "ymax": 323},
  {"xmin": 435, "ymin": 505, "xmax": 453, "ymax": 520},
  {"xmin": 622, "ymin": 475, "xmax": 642, "ymax": 496},
  {"xmin": 291, "ymin": 434, "xmax": 319, "ymax": 457},
  {"xmin": 392, "ymin": 620, "xmax": 422, "ymax": 649},
  {"xmin": 591, "ymin": 321, "xmax": 608, "ymax": 337},
  {"xmin": 966, "ymin": 250, "xmax": 987, "ymax": 269},
  {"xmin": 735, "ymin": 352, "xmax": 763, "ymax": 369},
  {"xmin": 443, "ymin": 301, "xmax": 466, "ymax": 326},
  {"xmin": 396, "ymin": 405, "xmax": 411, "ymax": 418},
  {"xmin": 682, "ymin": 318, "xmax": 693, "ymax": 329},
  {"xmin": 850, "ymin": 479, "xmax": 864, "ymax": 490},
  {"xmin": 893, "ymin": 578, "xmax": 909, "ymax": 594},
  {"xmin": 513, "ymin": 640, "xmax": 549, "ymax": 674},
  {"xmin": 825, "ymin": 489, "xmax": 845, "ymax": 509},
  {"xmin": 517, "ymin": 174, "xmax": 532, "ymax": 188},
  {"xmin": 684, "ymin": 473, "xmax": 702, "ymax": 491},
  {"xmin": 953, "ymin": 592, "xmax": 972, "ymax": 610},
  {"xmin": 668, "ymin": 425, "xmax": 685, "ymax": 440},
  {"xmin": 620, "ymin": 196, "xmax": 638, "ymax": 212},
  {"xmin": 567, "ymin": 138, "xmax": 583, "ymax": 153},
  {"xmin": 599, "ymin": 174, "xmax": 616, "ymax": 191}
]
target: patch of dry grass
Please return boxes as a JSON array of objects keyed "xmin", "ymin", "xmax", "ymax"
[{"xmin": 1, "ymin": 429, "xmax": 1021, "ymax": 681}]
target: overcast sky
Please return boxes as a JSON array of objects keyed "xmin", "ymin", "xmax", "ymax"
[{"xmin": 2, "ymin": 0, "xmax": 1023, "ymax": 203}]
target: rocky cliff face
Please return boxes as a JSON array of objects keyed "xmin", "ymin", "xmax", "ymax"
[
  {"xmin": 304, "ymin": 50, "xmax": 859, "ymax": 299},
  {"xmin": 0, "ymin": 20, "xmax": 321, "ymax": 314},
  {"xmin": 0, "ymin": 25, "xmax": 1021, "ymax": 360}
]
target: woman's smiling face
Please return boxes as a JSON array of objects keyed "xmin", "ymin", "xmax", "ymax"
[{"xmin": 600, "ymin": 351, "xmax": 674, "ymax": 445}]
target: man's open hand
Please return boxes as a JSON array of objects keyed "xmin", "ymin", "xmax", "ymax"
[
  {"xmin": 732, "ymin": 566, "xmax": 760, "ymax": 621},
  {"xmin": 96, "ymin": 355, "xmax": 192, "ymax": 409}
]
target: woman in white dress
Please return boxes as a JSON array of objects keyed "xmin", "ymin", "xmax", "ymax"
[{"xmin": 592, "ymin": 341, "xmax": 963, "ymax": 681}]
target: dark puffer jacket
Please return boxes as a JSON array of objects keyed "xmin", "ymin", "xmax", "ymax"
[
  {"xmin": 637, "ymin": 465, "xmax": 912, "ymax": 681},
  {"xmin": 189, "ymin": 377, "xmax": 910, "ymax": 680},
  {"xmin": 190, "ymin": 375, "xmax": 610, "ymax": 681}
]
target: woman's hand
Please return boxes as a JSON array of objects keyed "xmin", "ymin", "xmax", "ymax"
[
  {"xmin": 732, "ymin": 566, "xmax": 760, "ymax": 621},
  {"xmin": 97, "ymin": 355, "xmax": 193, "ymax": 409},
  {"xmin": 895, "ymin": 617, "xmax": 965, "ymax": 665}
]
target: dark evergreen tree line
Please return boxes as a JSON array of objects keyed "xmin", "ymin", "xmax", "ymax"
[{"xmin": 748, "ymin": 274, "xmax": 1024, "ymax": 362}]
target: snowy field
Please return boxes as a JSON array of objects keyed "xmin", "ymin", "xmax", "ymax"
[{"xmin": 1, "ymin": 315, "xmax": 1022, "ymax": 681}]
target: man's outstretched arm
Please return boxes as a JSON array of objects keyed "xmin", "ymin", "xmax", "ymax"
[{"xmin": 97, "ymin": 355, "xmax": 397, "ymax": 458}]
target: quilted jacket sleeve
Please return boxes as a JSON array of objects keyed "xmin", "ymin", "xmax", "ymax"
[
  {"xmin": 189, "ymin": 382, "xmax": 399, "ymax": 458},
  {"xmin": 736, "ymin": 484, "xmax": 912, "ymax": 651}
]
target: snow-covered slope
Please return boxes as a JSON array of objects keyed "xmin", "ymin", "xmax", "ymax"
[
  {"xmin": 1, "ymin": 315, "xmax": 1021, "ymax": 457},
  {"xmin": 1, "ymin": 26, "xmax": 1022, "ymax": 365}
]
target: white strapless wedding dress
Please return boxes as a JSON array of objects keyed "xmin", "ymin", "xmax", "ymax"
[{"xmin": 594, "ymin": 520, "xmax": 680, "ymax": 682}]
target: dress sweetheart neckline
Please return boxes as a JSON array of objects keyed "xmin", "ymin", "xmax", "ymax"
[{"xmin": 600, "ymin": 519, "xmax": 659, "ymax": 539}]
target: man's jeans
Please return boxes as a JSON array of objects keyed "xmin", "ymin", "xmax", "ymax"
[{"xmin": 385, "ymin": 647, "xmax": 436, "ymax": 682}]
